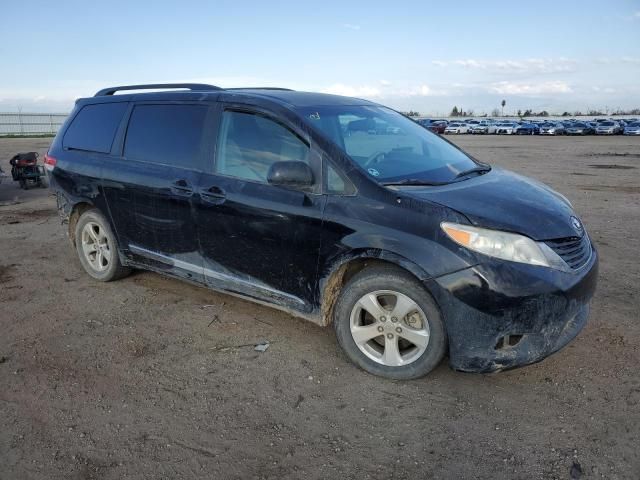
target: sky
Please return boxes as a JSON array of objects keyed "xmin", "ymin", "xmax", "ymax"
[{"xmin": 1, "ymin": 0, "xmax": 639, "ymax": 115}]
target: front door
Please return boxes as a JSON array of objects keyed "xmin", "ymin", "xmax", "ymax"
[{"xmin": 194, "ymin": 106, "xmax": 326, "ymax": 312}]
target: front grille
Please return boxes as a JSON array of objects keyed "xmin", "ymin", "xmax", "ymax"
[{"xmin": 545, "ymin": 234, "xmax": 592, "ymax": 270}]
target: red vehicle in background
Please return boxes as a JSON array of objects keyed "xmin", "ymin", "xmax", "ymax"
[
  {"xmin": 416, "ymin": 119, "xmax": 448, "ymax": 134},
  {"xmin": 429, "ymin": 120, "xmax": 448, "ymax": 134}
]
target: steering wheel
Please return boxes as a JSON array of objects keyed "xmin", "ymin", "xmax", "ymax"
[{"xmin": 363, "ymin": 151, "xmax": 386, "ymax": 168}]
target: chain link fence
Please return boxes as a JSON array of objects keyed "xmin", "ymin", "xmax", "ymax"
[{"xmin": 0, "ymin": 112, "xmax": 68, "ymax": 136}]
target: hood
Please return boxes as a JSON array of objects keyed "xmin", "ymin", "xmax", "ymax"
[{"xmin": 396, "ymin": 167, "xmax": 579, "ymax": 240}]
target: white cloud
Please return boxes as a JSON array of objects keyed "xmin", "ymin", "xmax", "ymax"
[
  {"xmin": 320, "ymin": 83, "xmax": 451, "ymax": 99},
  {"xmin": 489, "ymin": 81, "xmax": 572, "ymax": 95},
  {"xmin": 404, "ymin": 85, "xmax": 441, "ymax": 97},
  {"xmin": 343, "ymin": 23, "xmax": 361, "ymax": 30},
  {"xmin": 379, "ymin": 79, "xmax": 391, "ymax": 86},
  {"xmin": 592, "ymin": 86, "xmax": 616, "ymax": 94},
  {"xmin": 321, "ymin": 83, "xmax": 381, "ymax": 98},
  {"xmin": 621, "ymin": 56, "xmax": 640, "ymax": 65},
  {"xmin": 432, "ymin": 58, "xmax": 577, "ymax": 74}
]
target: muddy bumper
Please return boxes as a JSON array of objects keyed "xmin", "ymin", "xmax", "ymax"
[{"xmin": 426, "ymin": 248, "xmax": 598, "ymax": 373}]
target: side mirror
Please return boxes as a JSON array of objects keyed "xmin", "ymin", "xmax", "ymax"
[{"xmin": 267, "ymin": 161, "xmax": 314, "ymax": 189}]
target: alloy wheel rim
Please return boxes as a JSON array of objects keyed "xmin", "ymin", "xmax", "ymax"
[
  {"xmin": 81, "ymin": 222, "xmax": 111, "ymax": 272},
  {"xmin": 349, "ymin": 290, "xmax": 430, "ymax": 367}
]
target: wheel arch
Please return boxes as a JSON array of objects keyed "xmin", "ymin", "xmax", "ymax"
[
  {"xmin": 67, "ymin": 201, "xmax": 96, "ymax": 247},
  {"xmin": 319, "ymin": 249, "xmax": 431, "ymax": 327}
]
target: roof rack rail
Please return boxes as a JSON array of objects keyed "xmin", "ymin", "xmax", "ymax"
[
  {"xmin": 94, "ymin": 83, "xmax": 222, "ymax": 96},
  {"xmin": 226, "ymin": 87, "xmax": 295, "ymax": 91}
]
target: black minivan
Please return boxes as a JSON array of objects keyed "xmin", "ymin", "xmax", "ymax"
[{"xmin": 46, "ymin": 83, "xmax": 597, "ymax": 379}]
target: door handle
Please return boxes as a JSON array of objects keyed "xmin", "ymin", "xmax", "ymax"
[
  {"xmin": 171, "ymin": 179, "xmax": 194, "ymax": 196},
  {"xmin": 200, "ymin": 185, "xmax": 226, "ymax": 204}
]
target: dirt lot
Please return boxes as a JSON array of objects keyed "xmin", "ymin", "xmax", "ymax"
[{"xmin": 0, "ymin": 135, "xmax": 638, "ymax": 479}]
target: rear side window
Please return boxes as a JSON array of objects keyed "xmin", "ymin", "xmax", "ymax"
[
  {"xmin": 124, "ymin": 104, "xmax": 207, "ymax": 168},
  {"xmin": 63, "ymin": 102, "xmax": 127, "ymax": 153}
]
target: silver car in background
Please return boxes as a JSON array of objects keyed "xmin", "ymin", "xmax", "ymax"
[
  {"xmin": 540, "ymin": 122, "xmax": 566, "ymax": 135},
  {"xmin": 494, "ymin": 122, "xmax": 518, "ymax": 134},
  {"xmin": 595, "ymin": 121, "xmax": 622, "ymax": 135},
  {"xmin": 623, "ymin": 122, "xmax": 640, "ymax": 135}
]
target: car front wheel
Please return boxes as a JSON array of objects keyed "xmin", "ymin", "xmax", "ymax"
[{"xmin": 333, "ymin": 265, "xmax": 447, "ymax": 379}]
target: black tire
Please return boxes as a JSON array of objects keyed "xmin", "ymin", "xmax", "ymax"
[
  {"xmin": 74, "ymin": 209, "xmax": 131, "ymax": 282},
  {"xmin": 333, "ymin": 265, "xmax": 447, "ymax": 380}
]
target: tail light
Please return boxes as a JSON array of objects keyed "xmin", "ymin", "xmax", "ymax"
[{"xmin": 44, "ymin": 154, "xmax": 57, "ymax": 171}]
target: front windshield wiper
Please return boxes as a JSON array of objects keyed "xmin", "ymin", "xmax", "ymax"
[
  {"xmin": 382, "ymin": 178, "xmax": 448, "ymax": 186},
  {"xmin": 454, "ymin": 165, "xmax": 491, "ymax": 179}
]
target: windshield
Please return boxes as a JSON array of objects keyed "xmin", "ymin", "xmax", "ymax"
[
  {"xmin": 601, "ymin": 122, "xmax": 614, "ymax": 126},
  {"xmin": 299, "ymin": 105, "xmax": 480, "ymax": 184}
]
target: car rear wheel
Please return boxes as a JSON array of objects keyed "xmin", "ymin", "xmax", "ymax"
[
  {"xmin": 333, "ymin": 265, "xmax": 447, "ymax": 379},
  {"xmin": 75, "ymin": 209, "xmax": 131, "ymax": 282}
]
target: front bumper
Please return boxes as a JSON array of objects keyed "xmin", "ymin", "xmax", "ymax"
[{"xmin": 425, "ymin": 246, "xmax": 598, "ymax": 373}]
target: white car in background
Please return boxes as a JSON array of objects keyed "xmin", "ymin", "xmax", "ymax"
[
  {"xmin": 444, "ymin": 122, "xmax": 470, "ymax": 134},
  {"xmin": 494, "ymin": 122, "xmax": 518, "ymax": 134},
  {"xmin": 470, "ymin": 120, "xmax": 494, "ymax": 134}
]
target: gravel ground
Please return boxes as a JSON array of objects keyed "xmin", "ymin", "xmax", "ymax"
[{"xmin": 0, "ymin": 135, "xmax": 638, "ymax": 479}]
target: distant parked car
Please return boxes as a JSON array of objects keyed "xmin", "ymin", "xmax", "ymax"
[
  {"xmin": 429, "ymin": 120, "xmax": 448, "ymax": 134},
  {"xmin": 494, "ymin": 122, "xmax": 518, "ymax": 134},
  {"xmin": 595, "ymin": 121, "xmax": 622, "ymax": 135},
  {"xmin": 623, "ymin": 122, "xmax": 640, "ymax": 135},
  {"xmin": 566, "ymin": 123, "xmax": 595, "ymax": 135},
  {"xmin": 540, "ymin": 123, "xmax": 566, "ymax": 135},
  {"xmin": 444, "ymin": 122, "xmax": 470, "ymax": 134},
  {"xmin": 416, "ymin": 119, "xmax": 447, "ymax": 134},
  {"xmin": 470, "ymin": 120, "xmax": 494, "ymax": 134},
  {"xmin": 515, "ymin": 123, "xmax": 540, "ymax": 135}
]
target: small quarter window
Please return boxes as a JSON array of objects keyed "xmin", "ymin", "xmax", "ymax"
[
  {"xmin": 63, "ymin": 102, "xmax": 127, "ymax": 154},
  {"xmin": 326, "ymin": 163, "xmax": 354, "ymax": 195}
]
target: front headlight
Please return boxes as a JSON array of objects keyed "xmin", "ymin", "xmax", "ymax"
[{"xmin": 441, "ymin": 222, "xmax": 568, "ymax": 270}]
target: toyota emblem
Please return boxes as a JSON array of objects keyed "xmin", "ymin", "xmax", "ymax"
[{"xmin": 570, "ymin": 216, "xmax": 583, "ymax": 233}]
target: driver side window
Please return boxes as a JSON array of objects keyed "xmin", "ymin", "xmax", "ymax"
[{"xmin": 215, "ymin": 110, "xmax": 310, "ymax": 183}]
